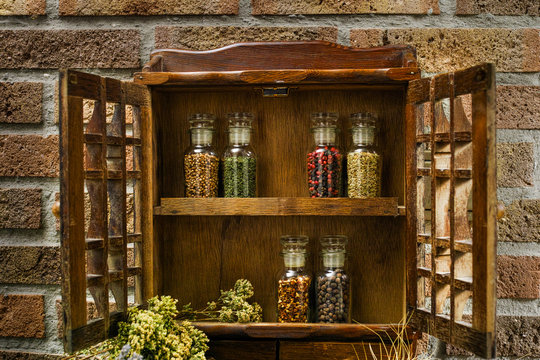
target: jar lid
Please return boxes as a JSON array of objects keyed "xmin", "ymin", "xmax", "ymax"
[
  {"xmin": 189, "ymin": 113, "xmax": 215, "ymax": 129},
  {"xmin": 280, "ymin": 235, "xmax": 309, "ymax": 255},
  {"xmin": 350, "ymin": 112, "xmax": 377, "ymax": 128},
  {"xmin": 228, "ymin": 112, "xmax": 254, "ymax": 128},
  {"xmin": 310, "ymin": 112, "xmax": 339, "ymax": 129},
  {"xmin": 320, "ymin": 235, "xmax": 348, "ymax": 253}
]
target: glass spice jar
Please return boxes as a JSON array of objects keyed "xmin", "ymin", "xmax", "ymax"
[
  {"xmin": 184, "ymin": 113, "xmax": 219, "ymax": 198},
  {"xmin": 222, "ymin": 113, "xmax": 256, "ymax": 198},
  {"xmin": 347, "ymin": 113, "xmax": 382, "ymax": 198},
  {"xmin": 307, "ymin": 113, "xmax": 342, "ymax": 198},
  {"xmin": 277, "ymin": 235, "xmax": 312, "ymax": 323},
  {"xmin": 315, "ymin": 235, "xmax": 350, "ymax": 323}
]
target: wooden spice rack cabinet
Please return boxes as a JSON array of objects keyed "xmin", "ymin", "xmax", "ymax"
[{"xmin": 58, "ymin": 41, "xmax": 497, "ymax": 359}]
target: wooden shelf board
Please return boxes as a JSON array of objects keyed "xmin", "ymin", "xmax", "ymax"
[
  {"xmin": 192, "ymin": 322, "xmax": 412, "ymax": 341},
  {"xmin": 154, "ymin": 197, "xmax": 402, "ymax": 216},
  {"xmin": 134, "ymin": 68, "xmax": 420, "ymax": 86}
]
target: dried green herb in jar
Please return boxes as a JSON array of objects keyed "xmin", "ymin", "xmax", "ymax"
[
  {"xmin": 222, "ymin": 112, "xmax": 257, "ymax": 198},
  {"xmin": 223, "ymin": 156, "xmax": 256, "ymax": 197},
  {"xmin": 347, "ymin": 112, "xmax": 382, "ymax": 198},
  {"xmin": 347, "ymin": 152, "xmax": 381, "ymax": 198}
]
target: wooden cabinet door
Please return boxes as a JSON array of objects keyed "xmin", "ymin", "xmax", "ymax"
[
  {"xmin": 405, "ymin": 64, "xmax": 497, "ymax": 357},
  {"xmin": 59, "ymin": 70, "xmax": 154, "ymax": 352}
]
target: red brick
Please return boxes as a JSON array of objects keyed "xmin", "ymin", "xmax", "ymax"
[
  {"xmin": 497, "ymin": 86, "xmax": 540, "ymax": 129},
  {"xmin": 499, "ymin": 199, "xmax": 540, "ymax": 242},
  {"xmin": 447, "ymin": 316, "xmax": 540, "ymax": 356},
  {"xmin": 0, "ymin": 351, "xmax": 62, "ymax": 360},
  {"xmin": 350, "ymin": 28, "xmax": 540, "ymax": 72},
  {"xmin": 498, "ymin": 256, "xmax": 540, "ymax": 299},
  {"xmin": 0, "ymin": 0, "xmax": 46, "ymax": 15},
  {"xmin": 155, "ymin": 26, "xmax": 338, "ymax": 50},
  {"xmin": 0, "ymin": 30, "xmax": 140, "ymax": 69},
  {"xmin": 0, "ymin": 135, "xmax": 59, "ymax": 177},
  {"xmin": 0, "ymin": 246, "xmax": 60, "ymax": 284},
  {"xmin": 252, "ymin": 0, "xmax": 439, "ymax": 15},
  {"xmin": 60, "ymin": 0, "xmax": 237, "ymax": 15},
  {"xmin": 446, "ymin": 343, "xmax": 473, "ymax": 356},
  {"xmin": 349, "ymin": 29, "xmax": 386, "ymax": 48},
  {"xmin": 415, "ymin": 332, "xmax": 430, "ymax": 355},
  {"xmin": 497, "ymin": 142, "xmax": 534, "ymax": 188},
  {"xmin": 0, "ymin": 188, "xmax": 41, "ymax": 229},
  {"xmin": 456, "ymin": 0, "xmax": 539, "ymax": 15},
  {"xmin": 0, "ymin": 294, "xmax": 45, "ymax": 338},
  {"xmin": 497, "ymin": 316, "xmax": 540, "ymax": 357},
  {"xmin": 0, "ymin": 83, "xmax": 42, "ymax": 123}
]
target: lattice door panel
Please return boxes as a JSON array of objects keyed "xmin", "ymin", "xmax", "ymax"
[
  {"xmin": 59, "ymin": 70, "xmax": 152, "ymax": 352},
  {"xmin": 405, "ymin": 64, "xmax": 496, "ymax": 358}
]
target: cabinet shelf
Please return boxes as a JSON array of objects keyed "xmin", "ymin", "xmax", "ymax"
[
  {"xmin": 154, "ymin": 197, "xmax": 404, "ymax": 216},
  {"xmin": 192, "ymin": 322, "xmax": 412, "ymax": 341}
]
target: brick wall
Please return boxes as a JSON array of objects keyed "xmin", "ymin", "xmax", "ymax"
[{"xmin": 0, "ymin": 0, "xmax": 538, "ymax": 358}]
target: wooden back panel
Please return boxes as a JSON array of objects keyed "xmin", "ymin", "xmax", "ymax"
[
  {"xmin": 405, "ymin": 64, "xmax": 496, "ymax": 358},
  {"xmin": 152, "ymin": 85, "xmax": 406, "ymax": 323},
  {"xmin": 144, "ymin": 41, "xmax": 418, "ymax": 72},
  {"xmin": 59, "ymin": 70, "xmax": 153, "ymax": 352}
]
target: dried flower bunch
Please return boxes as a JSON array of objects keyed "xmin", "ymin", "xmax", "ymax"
[
  {"xmin": 113, "ymin": 296, "xmax": 209, "ymax": 360},
  {"xmin": 179, "ymin": 279, "xmax": 263, "ymax": 323},
  {"xmin": 63, "ymin": 280, "xmax": 261, "ymax": 360}
]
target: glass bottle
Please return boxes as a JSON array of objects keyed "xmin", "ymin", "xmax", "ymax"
[
  {"xmin": 307, "ymin": 113, "xmax": 342, "ymax": 198},
  {"xmin": 277, "ymin": 235, "xmax": 311, "ymax": 323},
  {"xmin": 347, "ymin": 113, "xmax": 382, "ymax": 198},
  {"xmin": 184, "ymin": 113, "xmax": 219, "ymax": 198},
  {"xmin": 222, "ymin": 113, "xmax": 256, "ymax": 198},
  {"xmin": 315, "ymin": 235, "xmax": 350, "ymax": 323}
]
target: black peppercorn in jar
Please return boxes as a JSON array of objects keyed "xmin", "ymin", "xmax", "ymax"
[
  {"xmin": 277, "ymin": 235, "xmax": 311, "ymax": 323},
  {"xmin": 307, "ymin": 113, "xmax": 342, "ymax": 198},
  {"xmin": 184, "ymin": 113, "xmax": 219, "ymax": 198},
  {"xmin": 315, "ymin": 235, "xmax": 350, "ymax": 323},
  {"xmin": 222, "ymin": 113, "xmax": 257, "ymax": 198}
]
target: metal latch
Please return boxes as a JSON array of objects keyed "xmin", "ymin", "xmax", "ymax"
[{"xmin": 261, "ymin": 87, "xmax": 289, "ymax": 97}]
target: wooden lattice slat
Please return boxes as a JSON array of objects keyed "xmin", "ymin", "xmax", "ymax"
[
  {"xmin": 405, "ymin": 63, "xmax": 496, "ymax": 358},
  {"xmin": 60, "ymin": 70, "xmax": 153, "ymax": 353}
]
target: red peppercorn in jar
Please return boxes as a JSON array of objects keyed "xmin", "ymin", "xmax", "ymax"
[{"xmin": 307, "ymin": 113, "xmax": 342, "ymax": 197}]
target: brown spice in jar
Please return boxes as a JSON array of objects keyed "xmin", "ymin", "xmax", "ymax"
[
  {"xmin": 184, "ymin": 153, "xmax": 219, "ymax": 197},
  {"xmin": 277, "ymin": 275, "xmax": 311, "ymax": 323}
]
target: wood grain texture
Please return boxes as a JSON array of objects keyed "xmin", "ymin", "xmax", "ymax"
[
  {"xmin": 59, "ymin": 71, "xmax": 87, "ymax": 350},
  {"xmin": 161, "ymin": 215, "xmax": 405, "ymax": 324},
  {"xmin": 206, "ymin": 340, "xmax": 276, "ymax": 360},
  {"xmin": 407, "ymin": 64, "xmax": 492, "ymax": 104},
  {"xmin": 156, "ymin": 197, "xmax": 401, "ymax": 216},
  {"xmin": 153, "ymin": 85, "xmax": 406, "ymax": 324},
  {"xmin": 406, "ymin": 64, "xmax": 496, "ymax": 358},
  {"xmin": 60, "ymin": 70, "xmax": 153, "ymax": 353},
  {"xmin": 410, "ymin": 308, "xmax": 490, "ymax": 358},
  {"xmin": 155, "ymin": 87, "xmax": 405, "ymax": 201},
  {"xmin": 134, "ymin": 68, "xmax": 420, "ymax": 86},
  {"xmin": 140, "ymin": 103, "xmax": 156, "ymax": 300},
  {"xmin": 405, "ymin": 102, "xmax": 418, "ymax": 313},
  {"xmin": 471, "ymin": 64, "xmax": 497, "ymax": 357},
  {"xmin": 145, "ymin": 42, "xmax": 418, "ymax": 72},
  {"xmin": 194, "ymin": 322, "xmax": 413, "ymax": 341},
  {"xmin": 279, "ymin": 341, "xmax": 411, "ymax": 360}
]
